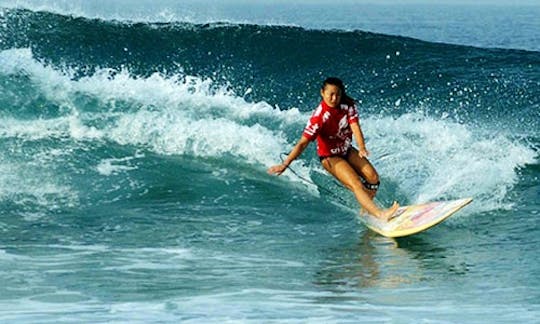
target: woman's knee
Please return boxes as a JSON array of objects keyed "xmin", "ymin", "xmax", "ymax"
[
  {"xmin": 359, "ymin": 170, "xmax": 380, "ymax": 193},
  {"xmin": 362, "ymin": 169, "xmax": 379, "ymax": 185}
]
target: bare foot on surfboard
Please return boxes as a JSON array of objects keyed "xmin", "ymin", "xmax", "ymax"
[
  {"xmin": 359, "ymin": 201, "xmax": 400, "ymax": 221},
  {"xmin": 379, "ymin": 201, "xmax": 400, "ymax": 221}
]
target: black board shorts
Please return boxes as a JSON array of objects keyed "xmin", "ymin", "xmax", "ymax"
[{"xmin": 319, "ymin": 147, "xmax": 353, "ymax": 162}]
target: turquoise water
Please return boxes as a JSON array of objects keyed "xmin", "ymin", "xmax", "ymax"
[{"xmin": 0, "ymin": 1, "xmax": 539, "ymax": 322}]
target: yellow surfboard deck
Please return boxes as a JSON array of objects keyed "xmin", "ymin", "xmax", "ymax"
[{"xmin": 359, "ymin": 198, "xmax": 473, "ymax": 238}]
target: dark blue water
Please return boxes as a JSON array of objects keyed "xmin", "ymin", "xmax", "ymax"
[{"xmin": 0, "ymin": 2, "xmax": 539, "ymax": 322}]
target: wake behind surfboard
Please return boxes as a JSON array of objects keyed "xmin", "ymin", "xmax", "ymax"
[{"xmin": 359, "ymin": 198, "xmax": 473, "ymax": 238}]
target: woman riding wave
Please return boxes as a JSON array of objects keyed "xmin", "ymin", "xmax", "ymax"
[{"xmin": 267, "ymin": 77, "xmax": 399, "ymax": 220}]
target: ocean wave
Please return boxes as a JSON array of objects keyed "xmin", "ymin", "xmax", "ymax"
[
  {"xmin": 2, "ymin": 8, "xmax": 538, "ymax": 130},
  {"xmin": 0, "ymin": 48, "xmax": 302, "ymax": 154},
  {"xmin": 2, "ymin": 1, "xmax": 539, "ymax": 52},
  {"xmin": 0, "ymin": 0, "xmax": 292, "ymax": 25},
  {"xmin": 0, "ymin": 45, "xmax": 537, "ymax": 214}
]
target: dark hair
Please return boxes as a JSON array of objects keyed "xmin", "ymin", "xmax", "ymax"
[{"xmin": 321, "ymin": 77, "xmax": 355, "ymax": 105}]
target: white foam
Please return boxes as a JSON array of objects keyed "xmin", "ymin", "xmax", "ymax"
[
  {"xmin": 368, "ymin": 113, "xmax": 537, "ymax": 212},
  {"xmin": 96, "ymin": 156, "xmax": 138, "ymax": 176},
  {"xmin": 0, "ymin": 47, "xmax": 315, "ymax": 210},
  {"xmin": 0, "ymin": 48, "xmax": 305, "ymax": 169},
  {"xmin": 0, "ymin": 157, "xmax": 78, "ymax": 212}
]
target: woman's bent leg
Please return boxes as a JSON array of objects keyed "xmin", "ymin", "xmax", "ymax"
[
  {"xmin": 347, "ymin": 148, "xmax": 379, "ymax": 199},
  {"xmin": 321, "ymin": 156, "xmax": 398, "ymax": 220}
]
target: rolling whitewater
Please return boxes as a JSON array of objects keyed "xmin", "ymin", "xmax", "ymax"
[{"xmin": 0, "ymin": 2, "xmax": 539, "ymax": 322}]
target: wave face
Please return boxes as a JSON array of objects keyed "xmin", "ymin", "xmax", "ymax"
[
  {"xmin": 2, "ymin": 8, "xmax": 539, "ymax": 120},
  {"xmin": 3, "ymin": 0, "xmax": 540, "ymax": 51},
  {"xmin": 0, "ymin": 7, "xmax": 539, "ymax": 323}
]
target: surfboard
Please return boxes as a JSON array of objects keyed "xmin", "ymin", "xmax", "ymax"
[{"xmin": 359, "ymin": 198, "xmax": 473, "ymax": 238}]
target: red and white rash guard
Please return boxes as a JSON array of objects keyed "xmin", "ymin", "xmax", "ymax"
[{"xmin": 302, "ymin": 100, "xmax": 359, "ymax": 158}]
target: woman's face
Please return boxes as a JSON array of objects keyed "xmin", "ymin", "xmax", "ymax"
[{"xmin": 320, "ymin": 84, "xmax": 341, "ymax": 108}]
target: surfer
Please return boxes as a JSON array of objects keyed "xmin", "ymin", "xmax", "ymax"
[{"xmin": 268, "ymin": 77, "xmax": 399, "ymax": 221}]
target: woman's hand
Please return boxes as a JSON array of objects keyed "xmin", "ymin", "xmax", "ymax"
[
  {"xmin": 267, "ymin": 163, "xmax": 288, "ymax": 176},
  {"xmin": 358, "ymin": 147, "xmax": 370, "ymax": 159},
  {"xmin": 267, "ymin": 136, "xmax": 309, "ymax": 177}
]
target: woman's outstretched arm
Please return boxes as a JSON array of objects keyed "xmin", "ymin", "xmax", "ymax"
[{"xmin": 267, "ymin": 135, "xmax": 311, "ymax": 176}]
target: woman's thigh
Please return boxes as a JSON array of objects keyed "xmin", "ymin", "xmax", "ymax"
[
  {"xmin": 347, "ymin": 147, "xmax": 379, "ymax": 183},
  {"xmin": 321, "ymin": 156, "xmax": 363, "ymax": 191}
]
